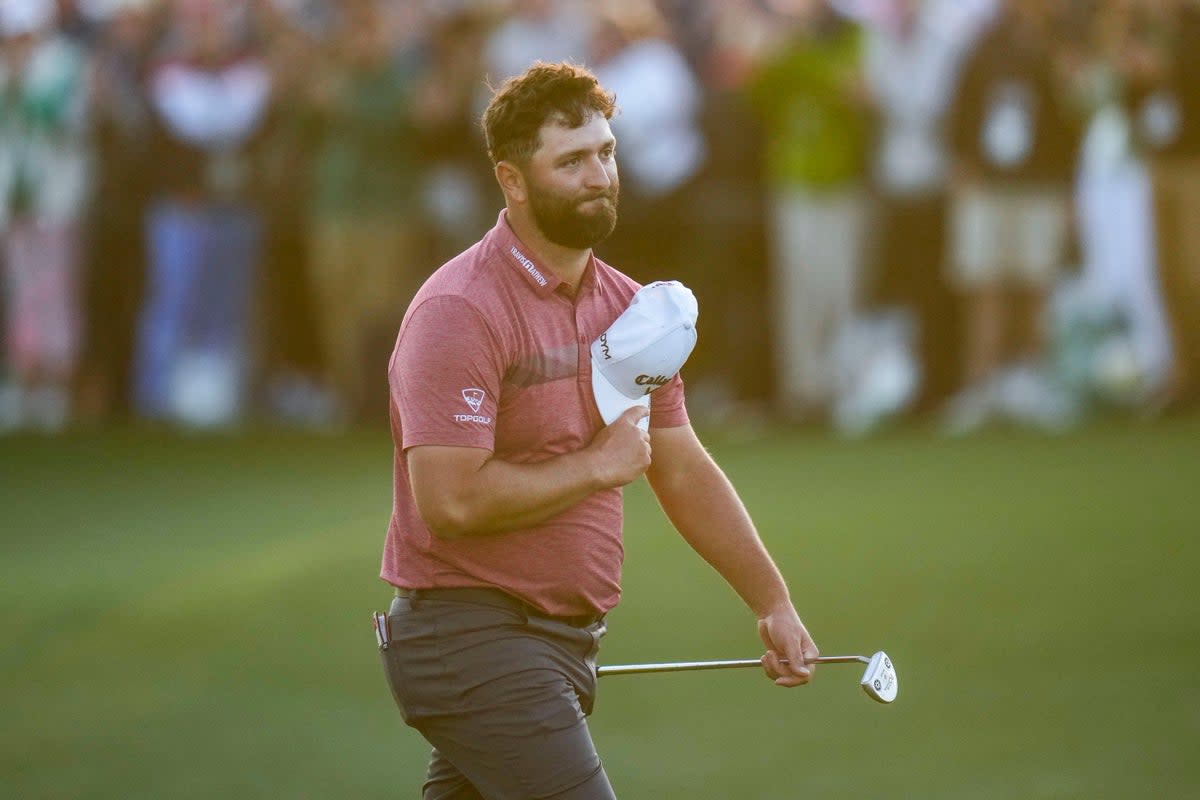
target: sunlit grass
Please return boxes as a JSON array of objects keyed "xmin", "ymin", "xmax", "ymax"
[{"xmin": 2, "ymin": 416, "xmax": 1198, "ymax": 798}]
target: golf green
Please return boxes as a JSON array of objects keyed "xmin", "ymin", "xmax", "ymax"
[{"xmin": 2, "ymin": 415, "xmax": 1197, "ymax": 798}]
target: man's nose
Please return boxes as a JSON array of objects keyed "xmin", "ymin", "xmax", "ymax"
[{"xmin": 584, "ymin": 156, "xmax": 613, "ymax": 189}]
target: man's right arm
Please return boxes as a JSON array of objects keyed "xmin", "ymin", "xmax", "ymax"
[{"xmin": 407, "ymin": 405, "xmax": 651, "ymax": 538}]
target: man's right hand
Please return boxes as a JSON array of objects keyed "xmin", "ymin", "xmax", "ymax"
[{"xmin": 588, "ymin": 406, "xmax": 652, "ymax": 488}]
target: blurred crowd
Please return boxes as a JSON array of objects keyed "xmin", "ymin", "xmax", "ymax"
[{"xmin": 0, "ymin": 0, "xmax": 1197, "ymax": 435}]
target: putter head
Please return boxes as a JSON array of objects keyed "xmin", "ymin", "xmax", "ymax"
[{"xmin": 860, "ymin": 651, "xmax": 898, "ymax": 703}]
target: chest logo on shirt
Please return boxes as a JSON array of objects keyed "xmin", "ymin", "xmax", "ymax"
[{"xmin": 462, "ymin": 388, "xmax": 486, "ymax": 413}]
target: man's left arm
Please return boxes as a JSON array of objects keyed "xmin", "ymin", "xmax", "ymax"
[{"xmin": 645, "ymin": 423, "xmax": 820, "ymax": 687}]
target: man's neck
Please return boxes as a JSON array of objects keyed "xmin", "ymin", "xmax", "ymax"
[{"xmin": 504, "ymin": 208, "xmax": 591, "ymax": 292}]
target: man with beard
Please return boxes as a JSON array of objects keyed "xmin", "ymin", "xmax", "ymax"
[{"xmin": 376, "ymin": 61, "xmax": 819, "ymax": 800}]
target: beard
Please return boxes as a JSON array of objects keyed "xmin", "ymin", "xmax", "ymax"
[{"xmin": 528, "ymin": 178, "xmax": 619, "ymax": 250}]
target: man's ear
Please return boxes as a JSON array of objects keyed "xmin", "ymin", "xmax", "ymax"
[{"xmin": 495, "ymin": 161, "xmax": 527, "ymax": 205}]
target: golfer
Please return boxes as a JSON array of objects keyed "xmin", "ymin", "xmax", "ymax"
[{"xmin": 378, "ymin": 61, "xmax": 819, "ymax": 800}]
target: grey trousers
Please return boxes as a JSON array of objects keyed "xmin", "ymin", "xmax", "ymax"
[{"xmin": 380, "ymin": 591, "xmax": 617, "ymax": 800}]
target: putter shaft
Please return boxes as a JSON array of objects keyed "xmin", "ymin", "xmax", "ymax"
[{"xmin": 596, "ymin": 655, "xmax": 867, "ymax": 677}]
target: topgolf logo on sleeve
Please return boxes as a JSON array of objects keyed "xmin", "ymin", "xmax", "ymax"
[
  {"xmin": 454, "ymin": 388, "xmax": 492, "ymax": 424},
  {"xmin": 462, "ymin": 388, "xmax": 485, "ymax": 413}
]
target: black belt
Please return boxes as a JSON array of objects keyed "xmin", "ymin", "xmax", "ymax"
[{"xmin": 394, "ymin": 586, "xmax": 604, "ymax": 628}]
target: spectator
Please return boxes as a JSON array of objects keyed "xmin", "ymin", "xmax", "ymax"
[
  {"xmin": 251, "ymin": 7, "xmax": 329, "ymax": 426},
  {"xmin": 861, "ymin": 0, "xmax": 995, "ymax": 413},
  {"xmin": 748, "ymin": 0, "xmax": 872, "ymax": 420},
  {"xmin": 134, "ymin": 0, "xmax": 272, "ymax": 428},
  {"xmin": 304, "ymin": 0, "xmax": 424, "ymax": 422},
  {"xmin": 1141, "ymin": 0, "xmax": 1200, "ymax": 409},
  {"xmin": 679, "ymin": 0, "xmax": 778, "ymax": 418},
  {"xmin": 54, "ymin": 0, "xmax": 104, "ymax": 44},
  {"xmin": 78, "ymin": 0, "xmax": 160, "ymax": 423},
  {"xmin": 589, "ymin": 1, "xmax": 725, "ymax": 413},
  {"xmin": 483, "ymin": 0, "xmax": 592, "ymax": 84},
  {"xmin": 941, "ymin": 0, "xmax": 1079, "ymax": 433},
  {"xmin": 0, "ymin": 0, "xmax": 92, "ymax": 432},
  {"xmin": 413, "ymin": 8, "xmax": 492, "ymax": 262},
  {"xmin": 588, "ymin": 1, "xmax": 706, "ymax": 282},
  {"xmin": 655, "ymin": 0, "xmax": 721, "ymax": 79},
  {"xmin": 1068, "ymin": 0, "xmax": 1175, "ymax": 404},
  {"xmin": 582, "ymin": 15, "xmax": 697, "ymax": 258}
]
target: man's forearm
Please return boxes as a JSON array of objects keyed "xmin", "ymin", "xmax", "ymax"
[
  {"xmin": 410, "ymin": 407, "xmax": 651, "ymax": 539},
  {"xmin": 648, "ymin": 451, "xmax": 791, "ymax": 616},
  {"xmin": 430, "ymin": 449, "xmax": 606, "ymax": 538}
]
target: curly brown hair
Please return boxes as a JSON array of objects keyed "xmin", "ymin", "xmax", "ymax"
[{"xmin": 481, "ymin": 61, "xmax": 618, "ymax": 166}]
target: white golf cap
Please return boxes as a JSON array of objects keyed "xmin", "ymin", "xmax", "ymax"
[{"xmin": 591, "ymin": 281, "xmax": 698, "ymax": 430}]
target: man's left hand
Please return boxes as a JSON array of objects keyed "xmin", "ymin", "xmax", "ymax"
[{"xmin": 757, "ymin": 606, "xmax": 820, "ymax": 687}]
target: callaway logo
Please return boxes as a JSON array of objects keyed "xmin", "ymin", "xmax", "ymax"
[
  {"xmin": 635, "ymin": 374, "xmax": 669, "ymax": 394},
  {"xmin": 598, "ymin": 333, "xmax": 612, "ymax": 360},
  {"xmin": 510, "ymin": 246, "xmax": 548, "ymax": 287}
]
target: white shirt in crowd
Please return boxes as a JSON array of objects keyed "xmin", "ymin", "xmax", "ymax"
[
  {"xmin": 593, "ymin": 36, "xmax": 705, "ymax": 198},
  {"xmin": 863, "ymin": 0, "xmax": 997, "ymax": 195}
]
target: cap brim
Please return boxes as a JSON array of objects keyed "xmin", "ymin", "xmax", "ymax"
[{"xmin": 591, "ymin": 353, "xmax": 651, "ymax": 430}]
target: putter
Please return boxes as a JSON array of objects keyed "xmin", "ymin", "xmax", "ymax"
[{"xmin": 597, "ymin": 650, "xmax": 898, "ymax": 704}]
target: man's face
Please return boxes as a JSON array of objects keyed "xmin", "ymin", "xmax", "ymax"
[{"xmin": 523, "ymin": 113, "xmax": 619, "ymax": 250}]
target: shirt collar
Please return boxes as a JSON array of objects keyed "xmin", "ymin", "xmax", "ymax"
[
  {"xmin": 492, "ymin": 210, "xmax": 563, "ymax": 299},
  {"xmin": 490, "ymin": 210, "xmax": 609, "ymax": 302}
]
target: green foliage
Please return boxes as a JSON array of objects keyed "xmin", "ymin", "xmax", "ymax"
[{"xmin": 2, "ymin": 419, "xmax": 1198, "ymax": 798}]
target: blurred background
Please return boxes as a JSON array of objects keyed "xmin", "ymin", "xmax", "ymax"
[
  {"xmin": 2, "ymin": 0, "xmax": 1198, "ymax": 798},
  {"xmin": 0, "ymin": 0, "xmax": 1197, "ymax": 434}
]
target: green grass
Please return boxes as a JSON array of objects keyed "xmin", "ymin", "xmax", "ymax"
[{"xmin": 2, "ymin": 416, "xmax": 1198, "ymax": 798}]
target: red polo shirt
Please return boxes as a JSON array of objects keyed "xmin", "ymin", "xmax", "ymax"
[{"xmin": 380, "ymin": 211, "xmax": 689, "ymax": 616}]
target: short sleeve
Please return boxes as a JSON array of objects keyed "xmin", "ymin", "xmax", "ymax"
[
  {"xmin": 649, "ymin": 373, "xmax": 689, "ymax": 429},
  {"xmin": 389, "ymin": 295, "xmax": 505, "ymax": 451}
]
